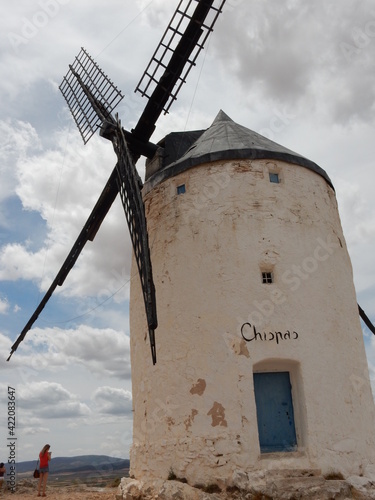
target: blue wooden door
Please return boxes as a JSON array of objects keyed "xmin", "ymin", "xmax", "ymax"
[{"xmin": 253, "ymin": 372, "xmax": 297, "ymax": 453}]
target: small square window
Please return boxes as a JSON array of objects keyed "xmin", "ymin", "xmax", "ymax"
[
  {"xmin": 177, "ymin": 184, "xmax": 186, "ymax": 195},
  {"xmin": 262, "ymin": 272, "xmax": 273, "ymax": 284},
  {"xmin": 269, "ymin": 173, "xmax": 279, "ymax": 184}
]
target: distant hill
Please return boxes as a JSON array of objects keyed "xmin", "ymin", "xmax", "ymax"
[{"xmin": 15, "ymin": 455, "xmax": 129, "ymax": 474}]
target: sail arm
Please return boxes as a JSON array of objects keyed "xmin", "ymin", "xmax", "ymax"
[
  {"xmin": 358, "ymin": 303, "xmax": 375, "ymax": 335},
  {"xmin": 7, "ymin": 169, "xmax": 119, "ymax": 361},
  {"xmin": 133, "ymin": 0, "xmax": 226, "ymax": 142},
  {"xmin": 112, "ymin": 119, "xmax": 157, "ymax": 364}
]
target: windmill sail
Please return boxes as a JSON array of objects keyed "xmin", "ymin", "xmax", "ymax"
[
  {"xmin": 358, "ymin": 304, "xmax": 375, "ymax": 335},
  {"xmin": 8, "ymin": 0, "xmax": 227, "ymax": 363},
  {"xmin": 60, "ymin": 47, "xmax": 124, "ymax": 144},
  {"xmin": 9, "ymin": 49, "xmax": 158, "ymax": 363},
  {"xmin": 133, "ymin": 0, "xmax": 226, "ymax": 141},
  {"xmin": 113, "ymin": 120, "xmax": 157, "ymax": 363},
  {"xmin": 7, "ymin": 170, "xmax": 119, "ymax": 361}
]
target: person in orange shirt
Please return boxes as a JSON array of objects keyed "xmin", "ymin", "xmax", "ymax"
[
  {"xmin": 0, "ymin": 462, "xmax": 6, "ymax": 494},
  {"xmin": 37, "ymin": 444, "xmax": 51, "ymax": 497}
]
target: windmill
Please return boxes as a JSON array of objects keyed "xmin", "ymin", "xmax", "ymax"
[
  {"xmin": 6, "ymin": 0, "xmax": 375, "ymax": 489},
  {"xmin": 7, "ymin": 0, "xmax": 227, "ymax": 364}
]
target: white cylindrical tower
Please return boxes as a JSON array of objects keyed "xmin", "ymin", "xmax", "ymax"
[{"xmin": 129, "ymin": 111, "xmax": 375, "ymax": 484}]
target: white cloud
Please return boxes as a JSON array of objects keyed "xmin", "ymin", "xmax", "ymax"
[
  {"xmin": 335, "ymin": 180, "xmax": 375, "ymax": 247},
  {"xmin": 93, "ymin": 386, "xmax": 132, "ymax": 416},
  {"xmin": 214, "ymin": 1, "xmax": 375, "ymax": 125},
  {"xmin": 0, "ymin": 332, "xmax": 12, "ymax": 359},
  {"xmin": 2, "ymin": 325, "xmax": 131, "ymax": 380},
  {"xmin": 0, "ymin": 125, "xmax": 133, "ymax": 299},
  {"xmin": 0, "ymin": 243, "xmax": 45, "ymax": 282},
  {"xmin": 17, "ymin": 381, "xmax": 91, "ymax": 419},
  {"xmin": 22, "ymin": 424, "xmax": 51, "ymax": 436},
  {"xmin": 0, "ymin": 297, "xmax": 9, "ymax": 314},
  {"xmin": 0, "ymin": 120, "xmax": 41, "ymax": 208}
]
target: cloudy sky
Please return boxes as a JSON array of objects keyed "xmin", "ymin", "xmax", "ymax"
[{"xmin": 1, "ymin": 0, "xmax": 375, "ymax": 462}]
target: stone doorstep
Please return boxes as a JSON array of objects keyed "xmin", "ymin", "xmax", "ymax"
[
  {"xmin": 267, "ymin": 476, "xmax": 324, "ymax": 489},
  {"xmin": 265, "ymin": 477, "xmax": 352, "ymax": 498},
  {"xmin": 261, "ymin": 468, "xmax": 322, "ymax": 479}
]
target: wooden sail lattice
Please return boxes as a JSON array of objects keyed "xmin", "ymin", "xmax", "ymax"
[
  {"xmin": 135, "ymin": 0, "xmax": 226, "ymax": 113},
  {"xmin": 60, "ymin": 48, "xmax": 124, "ymax": 144}
]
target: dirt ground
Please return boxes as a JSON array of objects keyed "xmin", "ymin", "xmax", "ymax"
[{"xmin": 1, "ymin": 480, "xmax": 117, "ymax": 499}]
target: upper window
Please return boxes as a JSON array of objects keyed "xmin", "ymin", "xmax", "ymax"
[
  {"xmin": 262, "ymin": 272, "xmax": 273, "ymax": 284},
  {"xmin": 177, "ymin": 184, "xmax": 186, "ymax": 195},
  {"xmin": 269, "ymin": 173, "xmax": 280, "ymax": 184}
]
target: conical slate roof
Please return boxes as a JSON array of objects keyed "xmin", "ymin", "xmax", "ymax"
[{"xmin": 145, "ymin": 110, "xmax": 333, "ymax": 190}]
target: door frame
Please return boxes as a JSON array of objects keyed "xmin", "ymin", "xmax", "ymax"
[{"xmin": 253, "ymin": 359, "xmax": 306, "ymax": 455}]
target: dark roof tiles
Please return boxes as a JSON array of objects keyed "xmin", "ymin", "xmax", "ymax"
[{"xmin": 144, "ymin": 110, "xmax": 333, "ymax": 191}]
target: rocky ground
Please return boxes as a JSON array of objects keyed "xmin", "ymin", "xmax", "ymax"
[
  {"xmin": 116, "ymin": 469, "xmax": 375, "ymax": 500},
  {"xmin": 4, "ymin": 470, "xmax": 375, "ymax": 499}
]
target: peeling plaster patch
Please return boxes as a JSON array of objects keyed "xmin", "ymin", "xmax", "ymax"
[
  {"xmin": 207, "ymin": 402, "xmax": 228, "ymax": 427},
  {"xmin": 238, "ymin": 339, "xmax": 250, "ymax": 357},
  {"xmin": 184, "ymin": 409, "xmax": 198, "ymax": 431},
  {"xmin": 166, "ymin": 416, "xmax": 175, "ymax": 430},
  {"xmin": 190, "ymin": 378, "xmax": 206, "ymax": 396},
  {"xmin": 226, "ymin": 336, "xmax": 250, "ymax": 357}
]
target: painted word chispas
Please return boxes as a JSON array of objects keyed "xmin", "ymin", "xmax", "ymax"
[{"xmin": 241, "ymin": 323, "xmax": 299, "ymax": 344}]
